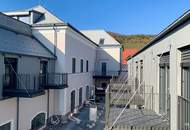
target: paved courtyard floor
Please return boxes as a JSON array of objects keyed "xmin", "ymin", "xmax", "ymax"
[{"xmin": 45, "ymin": 103, "xmax": 105, "ymax": 130}]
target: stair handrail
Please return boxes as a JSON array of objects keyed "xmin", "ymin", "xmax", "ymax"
[
  {"xmin": 110, "ymin": 76, "xmax": 129, "ymax": 103},
  {"xmin": 108, "ymin": 81, "xmax": 144, "ymax": 130}
]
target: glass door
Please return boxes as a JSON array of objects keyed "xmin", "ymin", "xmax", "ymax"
[
  {"xmin": 71, "ymin": 90, "xmax": 76, "ymax": 112},
  {"xmin": 181, "ymin": 67, "xmax": 190, "ymax": 130},
  {"xmin": 4, "ymin": 58, "xmax": 18, "ymax": 89},
  {"xmin": 40, "ymin": 61, "xmax": 48, "ymax": 85},
  {"xmin": 159, "ymin": 65, "xmax": 170, "ymax": 115}
]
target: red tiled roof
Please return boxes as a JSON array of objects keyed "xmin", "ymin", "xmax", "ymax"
[{"xmin": 122, "ymin": 48, "xmax": 138, "ymax": 64}]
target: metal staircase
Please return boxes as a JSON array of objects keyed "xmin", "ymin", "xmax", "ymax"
[{"xmin": 105, "ymin": 71, "xmax": 170, "ymax": 130}]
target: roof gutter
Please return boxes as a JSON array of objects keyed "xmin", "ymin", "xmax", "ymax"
[{"xmin": 32, "ymin": 23, "xmax": 99, "ymax": 47}]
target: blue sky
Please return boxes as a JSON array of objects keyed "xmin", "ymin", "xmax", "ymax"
[{"xmin": 0, "ymin": 0, "xmax": 190, "ymax": 35}]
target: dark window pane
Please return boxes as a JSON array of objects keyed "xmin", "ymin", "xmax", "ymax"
[
  {"xmin": 79, "ymin": 87, "xmax": 83, "ymax": 105},
  {"xmin": 80, "ymin": 59, "xmax": 83, "ymax": 73},
  {"xmin": 31, "ymin": 113, "xmax": 45, "ymax": 130},
  {"xmin": 86, "ymin": 60, "xmax": 89, "ymax": 72},
  {"xmin": 72, "ymin": 58, "xmax": 76, "ymax": 73}
]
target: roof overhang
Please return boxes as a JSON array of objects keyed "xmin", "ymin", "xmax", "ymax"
[{"xmin": 32, "ymin": 23, "xmax": 99, "ymax": 47}]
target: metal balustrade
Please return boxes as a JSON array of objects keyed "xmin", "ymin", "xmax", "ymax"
[
  {"xmin": 3, "ymin": 74, "xmax": 44, "ymax": 98},
  {"xmin": 93, "ymin": 71, "xmax": 119, "ymax": 77},
  {"xmin": 178, "ymin": 96, "xmax": 190, "ymax": 130},
  {"xmin": 40, "ymin": 73, "xmax": 68, "ymax": 89}
]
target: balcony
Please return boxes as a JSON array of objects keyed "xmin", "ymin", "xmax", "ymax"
[
  {"xmin": 93, "ymin": 71, "xmax": 119, "ymax": 78},
  {"xmin": 178, "ymin": 96, "xmax": 190, "ymax": 130},
  {"xmin": 40, "ymin": 73, "xmax": 68, "ymax": 89},
  {"xmin": 3, "ymin": 74, "xmax": 45, "ymax": 98}
]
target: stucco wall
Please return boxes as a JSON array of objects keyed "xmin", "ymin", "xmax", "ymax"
[
  {"xmin": 96, "ymin": 47, "xmax": 121, "ymax": 72},
  {"xmin": 0, "ymin": 98, "xmax": 17, "ymax": 130},
  {"xmin": 19, "ymin": 92, "xmax": 48, "ymax": 130},
  {"xmin": 33, "ymin": 26, "xmax": 97, "ymax": 115},
  {"xmin": 58, "ymin": 28, "xmax": 96, "ymax": 115}
]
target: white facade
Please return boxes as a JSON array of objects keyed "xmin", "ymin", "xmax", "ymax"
[
  {"xmin": 127, "ymin": 11, "xmax": 190, "ymax": 130},
  {"xmin": 82, "ymin": 30, "xmax": 122, "ymax": 74},
  {"xmin": 0, "ymin": 5, "xmax": 122, "ymax": 130},
  {"xmin": 32, "ymin": 25, "xmax": 97, "ymax": 115}
]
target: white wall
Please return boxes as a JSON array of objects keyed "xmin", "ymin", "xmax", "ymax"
[
  {"xmin": 128, "ymin": 19, "xmax": 190, "ymax": 130},
  {"xmin": 19, "ymin": 92, "xmax": 48, "ymax": 130},
  {"xmin": 60, "ymin": 28, "xmax": 96, "ymax": 114},
  {"xmin": 81, "ymin": 30, "xmax": 122, "ymax": 73},
  {"xmin": 0, "ymin": 98, "xmax": 17, "ymax": 130},
  {"xmin": 33, "ymin": 26, "xmax": 97, "ymax": 115},
  {"xmin": 96, "ymin": 46, "xmax": 121, "ymax": 73}
]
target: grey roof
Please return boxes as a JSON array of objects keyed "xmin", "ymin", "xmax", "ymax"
[
  {"xmin": 4, "ymin": 5, "xmax": 64, "ymax": 24},
  {"xmin": 0, "ymin": 27, "xmax": 55, "ymax": 59},
  {"xmin": 81, "ymin": 29, "xmax": 121, "ymax": 46},
  {"xmin": 0, "ymin": 12, "xmax": 32, "ymax": 36}
]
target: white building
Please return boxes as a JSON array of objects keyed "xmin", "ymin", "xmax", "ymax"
[
  {"xmin": 127, "ymin": 10, "xmax": 190, "ymax": 130},
  {"xmin": 0, "ymin": 5, "xmax": 122, "ymax": 130},
  {"xmin": 81, "ymin": 30, "xmax": 122, "ymax": 98}
]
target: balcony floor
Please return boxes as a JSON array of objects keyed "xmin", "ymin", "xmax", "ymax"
[
  {"xmin": 108, "ymin": 108, "xmax": 169, "ymax": 128},
  {"xmin": 3, "ymin": 89, "xmax": 45, "ymax": 98},
  {"xmin": 43, "ymin": 84, "xmax": 68, "ymax": 89}
]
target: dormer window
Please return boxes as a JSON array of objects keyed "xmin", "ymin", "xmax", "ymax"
[{"xmin": 99, "ymin": 38, "xmax": 105, "ymax": 45}]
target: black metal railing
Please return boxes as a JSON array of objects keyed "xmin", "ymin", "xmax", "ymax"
[
  {"xmin": 3, "ymin": 74, "xmax": 44, "ymax": 97},
  {"xmin": 40, "ymin": 73, "xmax": 68, "ymax": 89},
  {"xmin": 178, "ymin": 96, "xmax": 190, "ymax": 130},
  {"xmin": 93, "ymin": 71, "xmax": 119, "ymax": 77}
]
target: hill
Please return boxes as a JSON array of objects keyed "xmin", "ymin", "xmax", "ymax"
[{"xmin": 108, "ymin": 32, "xmax": 155, "ymax": 49}]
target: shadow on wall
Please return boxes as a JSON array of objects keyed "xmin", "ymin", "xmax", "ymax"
[{"xmin": 95, "ymin": 47, "xmax": 121, "ymax": 74}]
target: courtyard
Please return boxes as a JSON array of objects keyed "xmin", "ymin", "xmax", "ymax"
[{"xmin": 46, "ymin": 103, "xmax": 105, "ymax": 130}]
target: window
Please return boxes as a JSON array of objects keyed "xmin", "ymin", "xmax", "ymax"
[
  {"xmin": 180, "ymin": 66, "xmax": 190, "ymax": 130},
  {"xmin": 86, "ymin": 60, "xmax": 89, "ymax": 72},
  {"xmin": 79, "ymin": 87, "xmax": 83, "ymax": 106},
  {"xmin": 159, "ymin": 53, "xmax": 170, "ymax": 115},
  {"xmin": 71, "ymin": 90, "xmax": 76, "ymax": 112},
  {"xmin": 80, "ymin": 59, "xmax": 83, "ymax": 73},
  {"xmin": 99, "ymin": 38, "xmax": 105, "ymax": 45},
  {"xmin": 182, "ymin": 67, "xmax": 190, "ymax": 99},
  {"xmin": 31, "ymin": 113, "xmax": 45, "ymax": 130},
  {"xmin": 140, "ymin": 60, "xmax": 143, "ymax": 83},
  {"xmin": 86, "ymin": 86, "xmax": 90, "ymax": 99},
  {"xmin": 72, "ymin": 58, "xmax": 76, "ymax": 73},
  {"xmin": 0, "ymin": 122, "xmax": 11, "ymax": 130},
  {"xmin": 135, "ymin": 62, "xmax": 139, "ymax": 90},
  {"xmin": 159, "ymin": 64, "xmax": 170, "ymax": 114}
]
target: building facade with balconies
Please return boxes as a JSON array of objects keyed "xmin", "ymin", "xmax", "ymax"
[
  {"xmin": 0, "ymin": 12, "xmax": 60, "ymax": 130},
  {"xmin": 5, "ymin": 5, "xmax": 98, "ymax": 116},
  {"xmin": 0, "ymin": 5, "xmax": 122, "ymax": 130}
]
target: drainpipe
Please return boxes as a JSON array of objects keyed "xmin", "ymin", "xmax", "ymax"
[
  {"xmin": 53, "ymin": 24, "xmax": 57, "ymax": 56},
  {"xmin": 16, "ymin": 97, "xmax": 19, "ymax": 130},
  {"xmin": 47, "ymin": 90, "xmax": 50, "ymax": 119}
]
